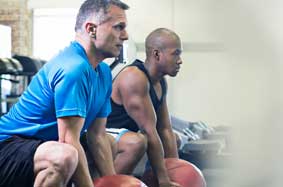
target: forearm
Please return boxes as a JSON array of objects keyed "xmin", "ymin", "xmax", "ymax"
[
  {"xmin": 159, "ymin": 129, "xmax": 179, "ymax": 158},
  {"xmin": 146, "ymin": 131, "xmax": 170, "ymax": 184},
  {"xmin": 70, "ymin": 142, "xmax": 93, "ymax": 187},
  {"xmin": 57, "ymin": 117, "xmax": 93, "ymax": 187},
  {"xmin": 88, "ymin": 133, "xmax": 116, "ymax": 176}
]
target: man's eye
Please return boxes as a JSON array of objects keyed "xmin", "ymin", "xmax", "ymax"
[
  {"xmin": 173, "ymin": 52, "xmax": 179, "ymax": 56},
  {"xmin": 114, "ymin": 25, "xmax": 124, "ymax": 31},
  {"xmin": 173, "ymin": 50, "xmax": 182, "ymax": 56}
]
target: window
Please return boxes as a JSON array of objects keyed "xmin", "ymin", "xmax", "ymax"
[
  {"xmin": 0, "ymin": 25, "xmax": 11, "ymax": 58},
  {"xmin": 33, "ymin": 8, "xmax": 77, "ymax": 60}
]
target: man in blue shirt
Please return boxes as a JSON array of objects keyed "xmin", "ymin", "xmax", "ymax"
[{"xmin": 0, "ymin": 0, "xmax": 129, "ymax": 187}]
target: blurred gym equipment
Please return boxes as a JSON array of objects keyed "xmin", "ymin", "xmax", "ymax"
[{"xmin": 0, "ymin": 56, "xmax": 46, "ymax": 115}]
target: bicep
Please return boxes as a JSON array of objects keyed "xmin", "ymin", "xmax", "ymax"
[{"xmin": 120, "ymin": 79, "xmax": 157, "ymax": 132}]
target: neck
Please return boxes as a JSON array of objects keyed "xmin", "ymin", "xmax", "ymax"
[
  {"xmin": 144, "ymin": 59, "xmax": 164, "ymax": 83},
  {"xmin": 75, "ymin": 33, "xmax": 104, "ymax": 69}
]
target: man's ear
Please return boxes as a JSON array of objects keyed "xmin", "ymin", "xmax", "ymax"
[
  {"xmin": 86, "ymin": 22, "xmax": 97, "ymax": 38},
  {"xmin": 153, "ymin": 49, "xmax": 160, "ymax": 61}
]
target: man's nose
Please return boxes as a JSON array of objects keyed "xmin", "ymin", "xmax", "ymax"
[
  {"xmin": 177, "ymin": 57, "xmax": 182, "ymax": 65},
  {"xmin": 121, "ymin": 30, "xmax": 128, "ymax": 41}
]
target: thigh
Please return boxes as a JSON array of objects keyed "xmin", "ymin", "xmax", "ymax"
[
  {"xmin": 0, "ymin": 136, "xmax": 43, "ymax": 187},
  {"xmin": 117, "ymin": 131, "xmax": 146, "ymax": 148},
  {"xmin": 106, "ymin": 129, "xmax": 147, "ymax": 151},
  {"xmin": 83, "ymin": 133, "xmax": 117, "ymax": 157}
]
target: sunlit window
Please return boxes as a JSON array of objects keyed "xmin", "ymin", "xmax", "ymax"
[
  {"xmin": 33, "ymin": 8, "xmax": 78, "ymax": 60},
  {"xmin": 0, "ymin": 25, "xmax": 11, "ymax": 58}
]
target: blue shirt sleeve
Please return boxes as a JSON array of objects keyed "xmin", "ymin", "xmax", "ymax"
[{"xmin": 52, "ymin": 65, "xmax": 88, "ymax": 118}]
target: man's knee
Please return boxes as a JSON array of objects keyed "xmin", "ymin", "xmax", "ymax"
[
  {"xmin": 54, "ymin": 143, "xmax": 78, "ymax": 174},
  {"xmin": 34, "ymin": 141, "xmax": 78, "ymax": 180},
  {"xmin": 120, "ymin": 132, "xmax": 147, "ymax": 154}
]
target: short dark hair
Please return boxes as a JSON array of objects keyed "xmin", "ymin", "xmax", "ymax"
[
  {"xmin": 75, "ymin": 0, "xmax": 129, "ymax": 32},
  {"xmin": 145, "ymin": 28, "xmax": 180, "ymax": 57}
]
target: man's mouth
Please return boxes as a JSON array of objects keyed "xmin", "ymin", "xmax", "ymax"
[{"xmin": 116, "ymin": 44, "xmax": 123, "ymax": 49}]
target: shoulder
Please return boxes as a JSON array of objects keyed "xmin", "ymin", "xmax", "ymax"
[
  {"xmin": 46, "ymin": 54, "xmax": 90, "ymax": 85},
  {"xmin": 63, "ymin": 58, "xmax": 89, "ymax": 79},
  {"xmin": 49, "ymin": 44, "xmax": 88, "ymax": 70},
  {"xmin": 116, "ymin": 66, "xmax": 149, "ymax": 94}
]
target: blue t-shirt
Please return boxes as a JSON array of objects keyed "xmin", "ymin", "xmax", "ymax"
[{"xmin": 0, "ymin": 41, "xmax": 112, "ymax": 141}]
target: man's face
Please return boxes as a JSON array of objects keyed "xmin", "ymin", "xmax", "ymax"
[
  {"xmin": 160, "ymin": 38, "xmax": 182, "ymax": 77},
  {"xmin": 95, "ymin": 5, "xmax": 128, "ymax": 58}
]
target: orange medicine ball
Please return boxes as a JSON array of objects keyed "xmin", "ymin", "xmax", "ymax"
[
  {"xmin": 93, "ymin": 174, "xmax": 148, "ymax": 187},
  {"xmin": 142, "ymin": 158, "xmax": 206, "ymax": 187}
]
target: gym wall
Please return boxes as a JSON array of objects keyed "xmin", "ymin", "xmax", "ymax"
[
  {"xmin": 123, "ymin": 0, "xmax": 281, "ymax": 132},
  {"xmin": 2, "ymin": 0, "xmax": 280, "ymax": 128},
  {"xmin": 0, "ymin": 0, "xmax": 33, "ymax": 56}
]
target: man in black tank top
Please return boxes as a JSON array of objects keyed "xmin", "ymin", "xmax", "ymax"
[{"xmin": 106, "ymin": 28, "xmax": 183, "ymax": 187}]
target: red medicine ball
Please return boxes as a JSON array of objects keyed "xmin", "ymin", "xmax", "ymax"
[
  {"xmin": 142, "ymin": 158, "xmax": 206, "ymax": 187},
  {"xmin": 93, "ymin": 174, "xmax": 148, "ymax": 187}
]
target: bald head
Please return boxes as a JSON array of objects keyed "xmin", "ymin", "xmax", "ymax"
[{"xmin": 145, "ymin": 28, "xmax": 181, "ymax": 57}]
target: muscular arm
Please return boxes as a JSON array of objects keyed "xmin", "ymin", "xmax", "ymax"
[
  {"xmin": 116, "ymin": 68, "xmax": 171, "ymax": 185},
  {"xmin": 156, "ymin": 93, "xmax": 179, "ymax": 158},
  {"xmin": 57, "ymin": 116, "xmax": 93, "ymax": 187},
  {"xmin": 87, "ymin": 118, "xmax": 116, "ymax": 176}
]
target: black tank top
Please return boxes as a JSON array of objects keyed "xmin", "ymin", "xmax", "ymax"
[{"xmin": 106, "ymin": 59, "xmax": 167, "ymax": 132}]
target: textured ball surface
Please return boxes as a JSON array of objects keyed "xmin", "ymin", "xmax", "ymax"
[
  {"xmin": 142, "ymin": 158, "xmax": 206, "ymax": 187},
  {"xmin": 93, "ymin": 174, "xmax": 148, "ymax": 187}
]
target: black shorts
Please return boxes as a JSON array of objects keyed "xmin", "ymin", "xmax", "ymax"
[{"xmin": 0, "ymin": 136, "xmax": 43, "ymax": 187}]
